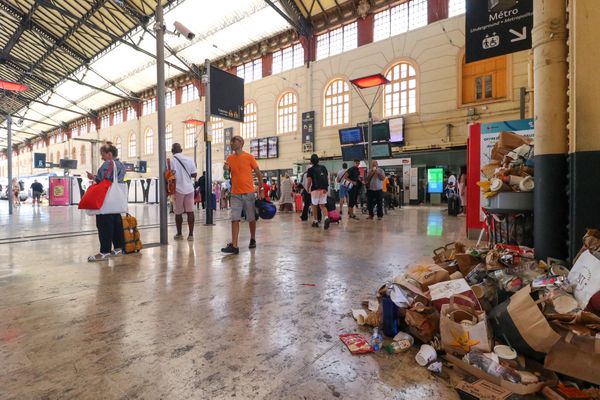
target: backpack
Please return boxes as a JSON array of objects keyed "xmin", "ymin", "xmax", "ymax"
[
  {"xmin": 164, "ymin": 158, "xmax": 176, "ymax": 196},
  {"xmin": 312, "ymin": 165, "xmax": 329, "ymax": 190},
  {"xmin": 122, "ymin": 213, "xmax": 143, "ymax": 253}
]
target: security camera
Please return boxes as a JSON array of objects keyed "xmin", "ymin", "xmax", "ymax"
[{"xmin": 174, "ymin": 22, "xmax": 195, "ymax": 40}]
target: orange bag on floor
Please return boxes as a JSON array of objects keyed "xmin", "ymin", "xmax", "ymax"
[{"xmin": 122, "ymin": 213, "xmax": 142, "ymax": 254}]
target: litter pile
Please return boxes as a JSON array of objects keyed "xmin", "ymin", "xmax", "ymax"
[
  {"xmin": 478, "ymin": 131, "xmax": 535, "ymax": 198},
  {"xmin": 342, "ymin": 231, "xmax": 600, "ymax": 399}
]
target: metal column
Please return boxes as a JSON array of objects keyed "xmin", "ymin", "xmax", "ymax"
[
  {"xmin": 367, "ymin": 110, "xmax": 373, "ymax": 168},
  {"xmin": 532, "ymin": 0, "xmax": 569, "ymax": 260},
  {"xmin": 204, "ymin": 59, "xmax": 214, "ymax": 225},
  {"xmin": 7, "ymin": 115, "xmax": 13, "ymax": 215},
  {"xmin": 156, "ymin": 2, "xmax": 168, "ymax": 245}
]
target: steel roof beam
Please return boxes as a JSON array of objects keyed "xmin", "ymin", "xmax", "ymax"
[
  {"xmin": 266, "ymin": 0, "xmax": 313, "ymax": 37},
  {"xmin": 2, "ymin": 0, "xmax": 42, "ymax": 55},
  {"xmin": 7, "ymin": 92, "xmax": 92, "ymax": 118}
]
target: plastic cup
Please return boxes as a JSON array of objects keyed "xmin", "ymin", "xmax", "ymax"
[{"xmin": 415, "ymin": 344, "xmax": 437, "ymax": 367}]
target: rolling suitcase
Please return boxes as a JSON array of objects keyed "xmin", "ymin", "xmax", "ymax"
[
  {"xmin": 448, "ymin": 193, "xmax": 460, "ymax": 216},
  {"xmin": 328, "ymin": 209, "xmax": 341, "ymax": 223}
]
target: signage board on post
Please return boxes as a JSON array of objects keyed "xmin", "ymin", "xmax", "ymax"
[
  {"xmin": 302, "ymin": 111, "xmax": 315, "ymax": 153},
  {"xmin": 210, "ymin": 66, "xmax": 244, "ymax": 122},
  {"xmin": 465, "ymin": 0, "xmax": 533, "ymax": 63},
  {"xmin": 33, "ymin": 152, "xmax": 46, "ymax": 168}
]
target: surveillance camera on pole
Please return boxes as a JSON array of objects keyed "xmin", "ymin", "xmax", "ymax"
[{"xmin": 173, "ymin": 22, "xmax": 195, "ymax": 40}]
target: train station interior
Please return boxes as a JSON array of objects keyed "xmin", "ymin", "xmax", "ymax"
[{"xmin": 1, "ymin": 0, "xmax": 599, "ymax": 399}]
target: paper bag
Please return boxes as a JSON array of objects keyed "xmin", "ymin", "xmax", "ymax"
[
  {"xmin": 488, "ymin": 286, "xmax": 560, "ymax": 359},
  {"xmin": 429, "ymin": 278, "xmax": 481, "ymax": 311},
  {"xmin": 568, "ymin": 250, "xmax": 600, "ymax": 310},
  {"xmin": 544, "ymin": 340, "xmax": 600, "ymax": 385},
  {"xmin": 406, "ymin": 264, "xmax": 450, "ymax": 291},
  {"xmin": 404, "ymin": 305, "xmax": 439, "ymax": 343},
  {"xmin": 440, "ymin": 295, "xmax": 492, "ymax": 355},
  {"xmin": 498, "ymin": 131, "xmax": 530, "ymax": 150}
]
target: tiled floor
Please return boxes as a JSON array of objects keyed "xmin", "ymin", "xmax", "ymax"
[{"xmin": 0, "ymin": 202, "xmax": 465, "ymax": 399}]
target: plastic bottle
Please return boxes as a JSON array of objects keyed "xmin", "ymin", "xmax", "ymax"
[
  {"xmin": 464, "ymin": 350, "xmax": 521, "ymax": 383},
  {"xmin": 370, "ymin": 328, "xmax": 383, "ymax": 352}
]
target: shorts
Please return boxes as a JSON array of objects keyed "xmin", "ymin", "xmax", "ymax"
[
  {"xmin": 231, "ymin": 193, "xmax": 256, "ymax": 222},
  {"xmin": 311, "ymin": 190, "xmax": 327, "ymax": 206},
  {"xmin": 32, "ymin": 191, "xmax": 42, "ymax": 200},
  {"xmin": 339, "ymin": 185, "xmax": 349, "ymax": 199},
  {"xmin": 174, "ymin": 191, "xmax": 194, "ymax": 214}
]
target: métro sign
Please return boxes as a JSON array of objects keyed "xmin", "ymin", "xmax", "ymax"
[{"xmin": 465, "ymin": 0, "xmax": 533, "ymax": 63}]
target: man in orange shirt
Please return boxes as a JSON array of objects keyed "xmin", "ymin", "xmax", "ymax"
[{"xmin": 221, "ymin": 135, "xmax": 263, "ymax": 255}]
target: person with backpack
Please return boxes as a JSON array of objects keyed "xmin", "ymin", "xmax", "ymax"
[
  {"xmin": 170, "ymin": 143, "xmax": 198, "ymax": 241},
  {"xmin": 306, "ymin": 154, "xmax": 331, "ymax": 230}
]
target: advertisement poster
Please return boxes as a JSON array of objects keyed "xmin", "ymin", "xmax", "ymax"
[
  {"xmin": 466, "ymin": 118, "xmax": 534, "ymax": 238},
  {"xmin": 49, "ymin": 177, "xmax": 70, "ymax": 206},
  {"xmin": 267, "ymin": 137, "xmax": 278, "ymax": 159}
]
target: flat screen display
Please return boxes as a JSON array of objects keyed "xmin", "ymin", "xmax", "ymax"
[
  {"xmin": 339, "ymin": 127, "xmax": 363, "ymax": 145},
  {"xmin": 371, "ymin": 122, "xmax": 390, "ymax": 142},
  {"xmin": 124, "ymin": 162, "xmax": 135, "ymax": 172},
  {"xmin": 250, "ymin": 139, "xmax": 259, "ymax": 159},
  {"xmin": 371, "ymin": 143, "xmax": 391, "ymax": 159},
  {"xmin": 341, "ymin": 144, "xmax": 365, "ymax": 161},
  {"xmin": 59, "ymin": 159, "xmax": 77, "ymax": 169},
  {"xmin": 389, "ymin": 117, "xmax": 405, "ymax": 144},
  {"xmin": 258, "ymin": 138, "xmax": 268, "ymax": 159},
  {"xmin": 267, "ymin": 137, "xmax": 278, "ymax": 158},
  {"xmin": 210, "ymin": 66, "xmax": 244, "ymax": 122},
  {"xmin": 427, "ymin": 168, "xmax": 444, "ymax": 193}
]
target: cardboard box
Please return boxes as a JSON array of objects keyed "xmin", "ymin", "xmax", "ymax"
[
  {"xmin": 447, "ymin": 354, "xmax": 558, "ymax": 395},
  {"xmin": 455, "ymin": 378, "xmax": 515, "ymax": 400}
]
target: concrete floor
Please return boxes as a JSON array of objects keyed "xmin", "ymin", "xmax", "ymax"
[{"xmin": 0, "ymin": 202, "xmax": 466, "ymax": 400}]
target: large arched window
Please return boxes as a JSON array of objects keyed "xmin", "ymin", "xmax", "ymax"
[
  {"xmin": 114, "ymin": 136, "xmax": 122, "ymax": 157},
  {"xmin": 324, "ymin": 79, "xmax": 350, "ymax": 127},
  {"xmin": 145, "ymin": 128, "xmax": 154, "ymax": 155},
  {"xmin": 184, "ymin": 121, "xmax": 195, "ymax": 149},
  {"xmin": 128, "ymin": 132, "xmax": 137, "ymax": 158},
  {"xmin": 384, "ymin": 62, "xmax": 417, "ymax": 117},
  {"xmin": 277, "ymin": 91, "xmax": 298, "ymax": 134},
  {"xmin": 165, "ymin": 123, "xmax": 173, "ymax": 150},
  {"xmin": 241, "ymin": 101, "xmax": 257, "ymax": 139}
]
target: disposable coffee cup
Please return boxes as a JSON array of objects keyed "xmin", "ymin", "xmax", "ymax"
[
  {"xmin": 494, "ymin": 345, "xmax": 517, "ymax": 360},
  {"xmin": 415, "ymin": 344, "xmax": 437, "ymax": 367},
  {"xmin": 519, "ymin": 176, "xmax": 535, "ymax": 192}
]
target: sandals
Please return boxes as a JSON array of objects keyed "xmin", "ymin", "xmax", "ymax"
[
  {"xmin": 88, "ymin": 253, "xmax": 110, "ymax": 262},
  {"xmin": 110, "ymin": 249, "xmax": 123, "ymax": 257}
]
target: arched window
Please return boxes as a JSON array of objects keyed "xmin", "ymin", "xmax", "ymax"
[
  {"xmin": 128, "ymin": 132, "xmax": 137, "ymax": 158},
  {"xmin": 241, "ymin": 101, "xmax": 257, "ymax": 139},
  {"xmin": 384, "ymin": 62, "xmax": 417, "ymax": 117},
  {"xmin": 71, "ymin": 147, "xmax": 77, "ymax": 161},
  {"xmin": 323, "ymin": 79, "xmax": 350, "ymax": 127},
  {"xmin": 114, "ymin": 136, "xmax": 122, "ymax": 157},
  {"xmin": 145, "ymin": 128, "xmax": 154, "ymax": 155},
  {"xmin": 165, "ymin": 123, "xmax": 173, "ymax": 150},
  {"xmin": 277, "ymin": 91, "xmax": 298, "ymax": 134},
  {"xmin": 184, "ymin": 121, "xmax": 195, "ymax": 149},
  {"xmin": 80, "ymin": 145, "xmax": 86, "ymax": 165},
  {"xmin": 56, "ymin": 151, "xmax": 60, "ymax": 162}
]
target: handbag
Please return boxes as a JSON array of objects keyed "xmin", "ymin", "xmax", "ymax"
[
  {"xmin": 78, "ymin": 163, "xmax": 114, "ymax": 210},
  {"xmin": 87, "ymin": 161, "xmax": 128, "ymax": 215},
  {"xmin": 164, "ymin": 158, "xmax": 176, "ymax": 196},
  {"xmin": 78, "ymin": 179, "xmax": 111, "ymax": 210}
]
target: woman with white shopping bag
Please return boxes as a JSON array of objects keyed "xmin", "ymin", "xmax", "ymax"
[{"xmin": 85, "ymin": 142, "xmax": 128, "ymax": 262}]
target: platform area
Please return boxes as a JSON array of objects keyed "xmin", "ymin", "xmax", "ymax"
[{"xmin": 0, "ymin": 204, "xmax": 466, "ymax": 399}]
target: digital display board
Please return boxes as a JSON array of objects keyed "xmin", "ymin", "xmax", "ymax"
[
  {"xmin": 250, "ymin": 139, "xmax": 259, "ymax": 159},
  {"xmin": 59, "ymin": 159, "xmax": 78, "ymax": 169},
  {"xmin": 389, "ymin": 117, "xmax": 405, "ymax": 145},
  {"xmin": 267, "ymin": 137, "xmax": 278, "ymax": 158},
  {"xmin": 371, "ymin": 122, "xmax": 390, "ymax": 142},
  {"xmin": 338, "ymin": 127, "xmax": 364, "ymax": 145},
  {"xmin": 341, "ymin": 144, "xmax": 366, "ymax": 161},
  {"xmin": 427, "ymin": 167, "xmax": 444, "ymax": 193},
  {"xmin": 371, "ymin": 143, "xmax": 391, "ymax": 159},
  {"xmin": 258, "ymin": 138, "xmax": 268, "ymax": 159},
  {"xmin": 33, "ymin": 152, "xmax": 46, "ymax": 168}
]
